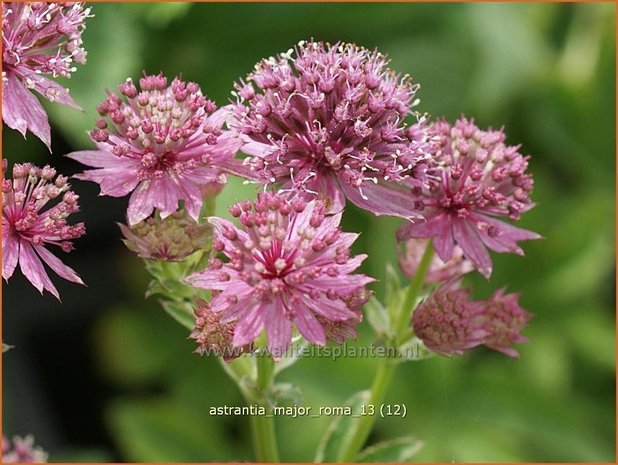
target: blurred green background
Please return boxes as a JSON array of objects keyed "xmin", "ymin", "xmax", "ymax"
[{"xmin": 2, "ymin": 2, "xmax": 615, "ymax": 462}]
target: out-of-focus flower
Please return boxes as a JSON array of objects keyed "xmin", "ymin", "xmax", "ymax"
[
  {"xmin": 412, "ymin": 283, "xmax": 487, "ymax": 356},
  {"xmin": 481, "ymin": 288, "xmax": 532, "ymax": 358},
  {"xmin": 2, "ymin": 161, "xmax": 85, "ymax": 299},
  {"xmin": 119, "ymin": 210, "xmax": 210, "ymax": 262},
  {"xmin": 231, "ymin": 40, "xmax": 430, "ymax": 219},
  {"xmin": 2, "ymin": 2, "xmax": 90, "ymax": 148},
  {"xmin": 399, "ymin": 237, "xmax": 474, "ymax": 283},
  {"xmin": 190, "ymin": 299, "xmax": 249, "ymax": 361},
  {"xmin": 2, "ymin": 435, "xmax": 48, "ymax": 463},
  {"xmin": 186, "ymin": 192, "xmax": 374, "ymax": 356},
  {"xmin": 67, "ymin": 73, "xmax": 241, "ymax": 226},
  {"xmin": 397, "ymin": 117, "xmax": 541, "ymax": 277}
]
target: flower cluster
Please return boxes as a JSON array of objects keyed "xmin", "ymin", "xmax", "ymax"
[
  {"xmin": 2, "ymin": 2, "xmax": 91, "ymax": 148},
  {"xmin": 2, "ymin": 161, "xmax": 85, "ymax": 299},
  {"xmin": 2, "ymin": 436, "xmax": 47, "ymax": 463},
  {"xmin": 119, "ymin": 209, "xmax": 211, "ymax": 262},
  {"xmin": 412, "ymin": 282, "xmax": 532, "ymax": 357},
  {"xmin": 231, "ymin": 40, "xmax": 430, "ymax": 219},
  {"xmin": 398, "ymin": 117, "xmax": 540, "ymax": 277},
  {"xmin": 187, "ymin": 192, "xmax": 373, "ymax": 355},
  {"xmin": 68, "ymin": 73, "xmax": 241, "ymax": 226}
]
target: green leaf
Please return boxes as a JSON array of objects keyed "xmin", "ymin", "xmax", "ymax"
[
  {"xmin": 365, "ymin": 297, "xmax": 391, "ymax": 338},
  {"xmin": 397, "ymin": 336, "xmax": 435, "ymax": 363},
  {"xmin": 106, "ymin": 397, "xmax": 238, "ymax": 462},
  {"xmin": 314, "ymin": 390, "xmax": 371, "ymax": 463},
  {"xmin": 159, "ymin": 300, "xmax": 195, "ymax": 330},
  {"xmin": 357, "ymin": 436, "xmax": 424, "ymax": 462},
  {"xmin": 268, "ymin": 382, "xmax": 304, "ymax": 407},
  {"xmin": 384, "ymin": 263, "xmax": 402, "ymax": 316}
]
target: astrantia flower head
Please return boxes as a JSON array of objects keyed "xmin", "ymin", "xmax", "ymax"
[
  {"xmin": 397, "ymin": 116, "xmax": 541, "ymax": 277},
  {"xmin": 190, "ymin": 299, "xmax": 249, "ymax": 361},
  {"xmin": 412, "ymin": 283, "xmax": 488, "ymax": 356},
  {"xmin": 187, "ymin": 192, "xmax": 374, "ymax": 357},
  {"xmin": 232, "ymin": 40, "xmax": 430, "ymax": 219},
  {"xmin": 119, "ymin": 209, "xmax": 210, "ymax": 262},
  {"xmin": 399, "ymin": 238, "xmax": 474, "ymax": 283},
  {"xmin": 2, "ymin": 160, "xmax": 85, "ymax": 299},
  {"xmin": 481, "ymin": 288, "xmax": 532, "ymax": 358},
  {"xmin": 2, "ymin": 2, "xmax": 90, "ymax": 148},
  {"xmin": 2, "ymin": 435, "xmax": 48, "ymax": 463},
  {"xmin": 67, "ymin": 73, "xmax": 241, "ymax": 226}
]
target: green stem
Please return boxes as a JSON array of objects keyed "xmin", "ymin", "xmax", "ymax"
[
  {"xmin": 337, "ymin": 359, "xmax": 397, "ymax": 462},
  {"xmin": 338, "ymin": 240, "xmax": 434, "ymax": 462},
  {"xmin": 248, "ymin": 352, "xmax": 279, "ymax": 462},
  {"xmin": 394, "ymin": 239, "xmax": 434, "ymax": 342}
]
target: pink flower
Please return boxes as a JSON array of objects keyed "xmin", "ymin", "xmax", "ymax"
[
  {"xmin": 397, "ymin": 117, "xmax": 541, "ymax": 277},
  {"xmin": 2, "ymin": 2, "xmax": 90, "ymax": 149},
  {"xmin": 3, "ymin": 435, "xmax": 47, "ymax": 463},
  {"xmin": 119, "ymin": 209, "xmax": 211, "ymax": 262},
  {"xmin": 2, "ymin": 161, "xmax": 85, "ymax": 299},
  {"xmin": 186, "ymin": 192, "xmax": 374, "ymax": 357},
  {"xmin": 482, "ymin": 288, "xmax": 532, "ymax": 358},
  {"xmin": 231, "ymin": 40, "xmax": 430, "ymax": 219},
  {"xmin": 399, "ymin": 237, "xmax": 474, "ymax": 283},
  {"xmin": 67, "ymin": 73, "xmax": 242, "ymax": 226},
  {"xmin": 412, "ymin": 283, "xmax": 488, "ymax": 356},
  {"xmin": 412, "ymin": 282, "xmax": 532, "ymax": 357}
]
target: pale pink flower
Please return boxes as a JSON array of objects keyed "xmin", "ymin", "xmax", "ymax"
[
  {"xmin": 186, "ymin": 192, "xmax": 374, "ymax": 356},
  {"xmin": 398, "ymin": 117, "xmax": 541, "ymax": 277},
  {"xmin": 119, "ymin": 210, "xmax": 210, "ymax": 262},
  {"xmin": 482, "ymin": 288, "xmax": 532, "ymax": 358},
  {"xmin": 67, "ymin": 73, "xmax": 242, "ymax": 226},
  {"xmin": 399, "ymin": 238, "xmax": 474, "ymax": 283},
  {"xmin": 413, "ymin": 282, "xmax": 532, "ymax": 357},
  {"xmin": 412, "ymin": 283, "xmax": 488, "ymax": 356},
  {"xmin": 231, "ymin": 40, "xmax": 430, "ymax": 219},
  {"xmin": 2, "ymin": 161, "xmax": 85, "ymax": 299},
  {"xmin": 2, "ymin": 435, "xmax": 48, "ymax": 463},
  {"xmin": 2, "ymin": 2, "xmax": 90, "ymax": 149}
]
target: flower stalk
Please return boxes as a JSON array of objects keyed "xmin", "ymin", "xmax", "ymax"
[{"xmin": 338, "ymin": 240, "xmax": 434, "ymax": 462}]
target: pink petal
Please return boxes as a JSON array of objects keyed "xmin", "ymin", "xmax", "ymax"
[
  {"xmin": 309, "ymin": 173, "xmax": 346, "ymax": 213},
  {"xmin": 34, "ymin": 245, "xmax": 84, "ymax": 285},
  {"xmin": 294, "ymin": 304, "xmax": 326, "ymax": 345},
  {"xmin": 300, "ymin": 295, "xmax": 356, "ymax": 321},
  {"xmin": 151, "ymin": 177, "xmax": 183, "ymax": 220},
  {"xmin": 185, "ymin": 268, "xmax": 232, "ymax": 291},
  {"xmin": 66, "ymin": 150, "xmax": 125, "ymax": 168},
  {"xmin": 2, "ymin": 226, "xmax": 19, "ymax": 280},
  {"xmin": 127, "ymin": 181, "xmax": 156, "ymax": 226},
  {"xmin": 18, "ymin": 242, "xmax": 59, "ymax": 299},
  {"xmin": 2, "ymin": 72, "xmax": 51, "ymax": 149},
  {"xmin": 339, "ymin": 179, "xmax": 423, "ymax": 220},
  {"xmin": 452, "ymin": 219, "xmax": 492, "ymax": 278},
  {"xmin": 232, "ymin": 303, "xmax": 265, "ymax": 346},
  {"xmin": 265, "ymin": 299, "xmax": 292, "ymax": 356},
  {"xmin": 20, "ymin": 70, "xmax": 81, "ymax": 110}
]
